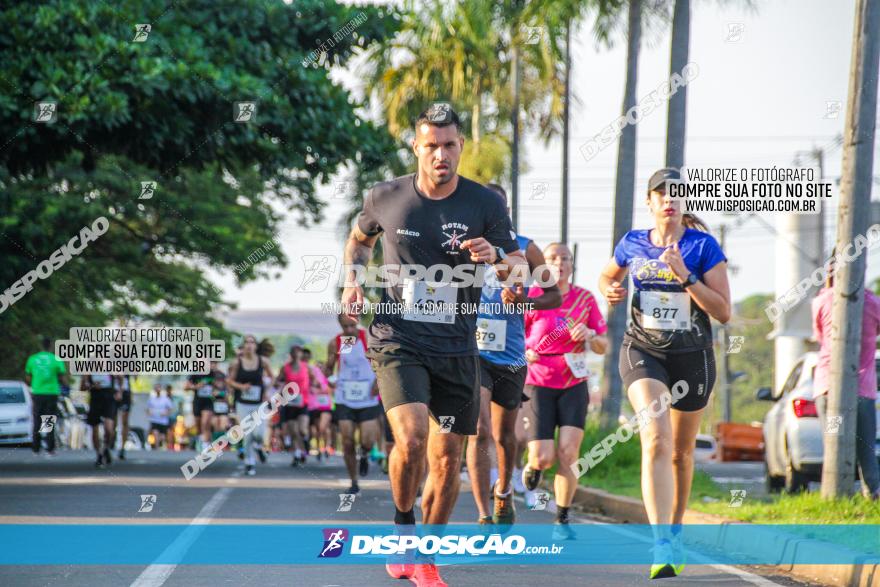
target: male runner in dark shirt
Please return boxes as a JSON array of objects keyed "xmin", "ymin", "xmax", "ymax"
[{"xmin": 341, "ymin": 104, "xmax": 528, "ymax": 587}]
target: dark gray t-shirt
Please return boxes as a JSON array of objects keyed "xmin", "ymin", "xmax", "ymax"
[{"xmin": 357, "ymin": 174, "xmax": 519, "ymax": 356}]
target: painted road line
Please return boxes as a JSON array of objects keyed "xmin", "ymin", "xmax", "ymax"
[
  {"xmin": 129, "ymin": 472, "xmax": 239, "ymax": 587},
  {"xmin": 0, "ymin": 476, "xmax": 390, "ymax": 490}
]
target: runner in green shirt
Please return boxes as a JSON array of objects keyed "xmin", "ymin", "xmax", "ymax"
[{"xmin": 24, "ymin": 338, "xmax": 67, "ymax": 454}]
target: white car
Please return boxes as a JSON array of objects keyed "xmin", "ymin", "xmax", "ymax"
[
  {"xmin": 694, "ymin": 433, "xmax": 717, "ymax": 463},
  {"xmin": 759, "ymin": 351, "xmax": 880, "ymax": 493},
  {"xmin": 0, "ymin": 381, "xmax": 32, "ymax": 446}
]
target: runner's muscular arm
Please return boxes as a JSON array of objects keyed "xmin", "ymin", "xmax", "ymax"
[
  {"xmin": 599, "ymin": 259, "xmax": 629, "ymax": 306},
  {"xmin": 325, "ymin": 339, "xmax": 338, "ymax": 375},
  {"xmin": 341, "ymin": 225, "xmax": 381, "ymax": 320},
  {"xmin": 588, "ymin": 334, "xmax": 608, "ymax": 355},
  {"xmin": 683, "ymin": 262, "xmax": 731, "ymax": 323},
  {"xmin": 261, "ymin": 357, "xmax": 274, "ymax": 384},
  {"xmin": 226, "ymin": 360, "xmax": 246, "ymax": 391},
  {"xmin": 659, "ymin": 243, "xmax": 730, "ymax": 323}
]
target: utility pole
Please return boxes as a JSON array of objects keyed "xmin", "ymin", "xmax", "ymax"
[
  {"xmin": 822, "ymin": 0, "xmax": 880, "ymax": 499},
  {"xmin": 560, "ymin": 19, "xmax": 571, "ymax": 243},
  {"xmin": 813, "ymin": 146, "xmax": 826, "ymax": 257},
  {"xmin": 510, "ymin": 5, "xmax": 522, "ymax": 232},
  {"xmin": 718, "ymin": 224, "xmax": 731, "ymax": 423}
]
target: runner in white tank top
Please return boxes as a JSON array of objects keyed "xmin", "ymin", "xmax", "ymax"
[{"xmin": 326, "ymin": 314, "xmax": 381, "ymax": 494}]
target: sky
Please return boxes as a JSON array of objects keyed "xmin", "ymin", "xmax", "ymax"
[{"xmin": 211, "ymin": 0, "xmax": 879, "ymax": 316}]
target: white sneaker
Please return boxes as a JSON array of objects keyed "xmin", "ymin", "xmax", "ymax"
[
  {"xmin": 512, "ymin": 467, "xmax": 526, "ymax": 494},
  {"xmin": 524, "ymin": 489, "xmax": 537, "ymax": 508}
]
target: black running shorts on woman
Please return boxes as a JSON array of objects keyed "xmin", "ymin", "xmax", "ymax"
[
  {"xmin": 370, "ymin": 345, "xmax": 480, "ymax": 435},
  {"xmin": 522, "ymin": 382, "xmax": 588, "ymax": 441},
  {"xmin": 619, "ymin": 340, "xmax": 716, "ymax": 412}
]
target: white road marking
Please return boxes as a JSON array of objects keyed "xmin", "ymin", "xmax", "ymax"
[{"xmin": 129, "ymin": 472, "xmax": 239, "ymax": 587}]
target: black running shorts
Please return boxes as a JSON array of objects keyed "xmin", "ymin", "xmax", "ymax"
[
  {"xmin": 618, "ymin": 340, "xmax": 716, "ymax": 412},
  {"xmin": 522, "ymin": 382, "xmax": 589, "ymax": 441},
  {"xmin": 479, "ymin": 358, "xmax": 526, "ymax": 411},
  {"xmin": 116, "ymin": 390, "xmax": 132, "ymax": 413},
  {"xmin": 369, "ymin": 345, "xmax": 480, "ymax": 435},
  {"xmin": 193, "ymin": 396, "xmax": 214, "ymax": 417},
  {"xmin": 87, "ymin": 389, "xmax": 117, "ymax": 426},
  {"xmin": 336, "ymin": 403, "xmax": 383, "ymax": 424}
]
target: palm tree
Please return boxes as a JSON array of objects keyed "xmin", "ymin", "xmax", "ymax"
[
  {"xmin": 598, "ymin": 0, "xmax": 643, "ymax": 429},
  {"xmin": 361, "ymin": 0, "xmax": 574, "ymax": 185},
  {"xmin": 665, "ymin": 0, "xmax": 689, "ymax": 168}
]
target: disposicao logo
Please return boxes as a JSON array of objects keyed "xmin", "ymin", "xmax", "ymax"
[{"xmin": 319, "ymin": 528, "xmax": 348, "ymax": 558}]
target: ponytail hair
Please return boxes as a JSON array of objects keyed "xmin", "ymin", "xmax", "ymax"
[
  {"xmin": 682, "ymin": 213, "xmax": 709, "ymax": 233},
  {"xmin": 257, "ymin": 338, "xmax": 275, "ymax": 358}
]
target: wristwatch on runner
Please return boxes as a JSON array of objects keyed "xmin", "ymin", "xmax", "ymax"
[
  {"xmin": 494, "ymin": 246, "xmax": 508, "ymax": 264},
  {"xmin": 682, "ymin": 273, "xmax": 698, "ymax": 288}
]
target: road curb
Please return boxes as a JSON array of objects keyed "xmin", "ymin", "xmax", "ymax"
[{"xmin": 570, "ymin": 485, "xmax": 880, "ymax": 587}]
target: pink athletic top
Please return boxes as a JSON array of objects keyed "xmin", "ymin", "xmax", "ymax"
[
  {"xmin": 812, "ymin": 287, "xmax": 880, "ymax": 399},
  {"xmin": 307, "ymin": 364, "xmax": 332, "ymax": 411},
  {"xmin": 282, "ymin": 361, "xmax": 310, "ymax": 408},
  {"xmin": 524, "ymin": 285, "xmax": 607, "ymax": 389}
]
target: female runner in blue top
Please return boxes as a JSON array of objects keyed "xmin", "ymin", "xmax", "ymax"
[{"xmin": 598, "ymin": 168, "xmax": 730, "ymax": 580}]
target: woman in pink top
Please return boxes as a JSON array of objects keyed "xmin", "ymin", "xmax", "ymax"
[
  {"xmin": 274, "ymin": 346, "xmax": 311, "ymax": 467},
  {"xmin": 520, "ymin": 242, "xmax": 608, "ymax": 538},
  {"xmin": 812, "ymin": 269, "xmax": 880, "ymax": 498},
  {"xmin": 303, "ymin": 348, "xmax": 334, "ymax": 460}
]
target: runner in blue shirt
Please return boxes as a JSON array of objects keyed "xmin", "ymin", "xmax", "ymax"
[
  {"xmin": 466, "ymin": 183, "xmax": 561, "ymax": 527},
  {"xmin": 599, "ymin": 168, "xmax": 731, "ymax": 579}
]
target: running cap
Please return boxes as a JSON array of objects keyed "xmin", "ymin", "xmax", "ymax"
[
  {"xmin": 647, "ymin": 167, "xmax": 682, "ymax": 192},
  {"xmin": 415, "ymin": 102, "xmax": 461, "ymax": 131}
]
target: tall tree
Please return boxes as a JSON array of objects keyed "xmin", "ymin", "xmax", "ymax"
[
  {"xmin": 362, "ymin": 0, "xmax": 574, "ymax": 186},
  {"xmin": 664, "ymin": 0, "xmax": 689, "ymax": 169},
  {"xmin": 599, "ymin": 0, "xmax": 642, "ymax": 429},
  {"xmin": 0, "ymin": 0, "xmax": 399, "ymax": 376}
]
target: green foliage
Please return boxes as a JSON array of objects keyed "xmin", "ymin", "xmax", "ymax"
[
  {"xmin": 693, "ymin": 491, "xmax": 880, "ymax": 526},
  {"xmin": 458, "ymin": 134, "xmax": 511, "ymax": 185},
  {"xmin": 360, "ymin": 0, "xmax": 615, "ymax": 178},
  {"xmin": 0, "ymin": 0, "xmax": 400, "ymax": 376},
  {"xmin": 708, "ymin": 293, "xmax": 776, "ymax": 426}
]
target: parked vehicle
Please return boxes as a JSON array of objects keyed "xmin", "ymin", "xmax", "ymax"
[
  {"xmin": 0, "ymin": 381, "xmax": 31, "ymax": 446},
  {"xmin": 758, "ymin": 351, "xmax": 880, "ymax": 493},
  {"xmin": 716, "ymin": 422, "xmax": 763, "ymax": 462},
  {"xmin": 694, "ymin": 433, "xmax": 717, "ymax": 463}
]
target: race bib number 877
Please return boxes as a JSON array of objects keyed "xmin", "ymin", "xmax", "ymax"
[{"xmin": 640, "ymin": 291, "xmax": 691, "ymax": 331}]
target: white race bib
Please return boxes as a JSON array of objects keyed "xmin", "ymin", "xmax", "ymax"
[
  {"xmin": 197, "ymin": 384, "xmax": 213, "ymax": 398},
  {"xmin": 640, "ymin": 291, "xmax": 691, "ymax": 331},
  {"xmin": 241, "ymin": 384, "xmax": 261, "ymax": 402},
  {"xmin": 213, "ymin": 401, "xmax": 229, "ymax": 415},
  {"xmin": 402, "ymin": 279, "xmax": 457, "ymax": 324},
  {"xmin": 340, "ymin": 380, "xmax": 372, "ymax": 403},
  {"xmin": 564, "ymin": 352, "xmax": 590, "ymax": 379},
  {"xmin": 288, "ymin": 392, "xmax": 305, "ymax": 408},
  {"xmin": 315, "ymin": 394, "xmax": 332, "ymax": 408},
  {"xmin": 476, "ymin": 318, "xmax": 506, "ymax": 351}
]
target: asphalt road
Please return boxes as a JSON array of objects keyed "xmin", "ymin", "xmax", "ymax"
[{"xmin": 0, "ymin": 448, "xmax": 820, "ymax": 587}]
